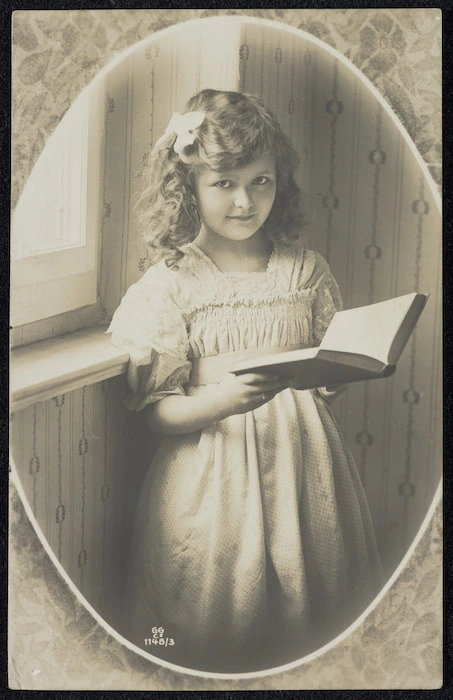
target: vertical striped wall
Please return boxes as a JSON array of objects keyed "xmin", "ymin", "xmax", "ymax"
[
  {"xmin": 10, "ymin": 16, "xmax": 441, "ymax": 618},
  {"xmin": 9, "ymin": 377, "xmax": 150, "ymax": 630},
  {"xmin": 99, "ymin": 20, "xmax": 242, "ymax": 320}
]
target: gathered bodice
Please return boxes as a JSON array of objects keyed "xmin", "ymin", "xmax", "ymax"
[
  {"xmin": 177, "ymin": 243, "xmax": 328, "ymax": 358},
  {"xmin": 184, "ymin": 284, "xmax": 316, "ymax": 358}
]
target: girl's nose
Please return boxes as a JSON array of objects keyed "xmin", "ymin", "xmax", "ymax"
[{"xmin": 234, "ymin": 187, "xmax": 253, "ymax": 210}]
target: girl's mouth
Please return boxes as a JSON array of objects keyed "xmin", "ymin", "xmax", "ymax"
[{"xmin": 227, "ymin": 214, "xmax": 256, "ymax": 221}]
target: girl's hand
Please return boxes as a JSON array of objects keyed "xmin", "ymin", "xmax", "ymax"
[
  {"xmin": 215, "ymin": 372, "xmax": 291, "ymax": 416},
  {"xmin": 318, "ymin": 383, "xmax": 349, "ymax": 402}
]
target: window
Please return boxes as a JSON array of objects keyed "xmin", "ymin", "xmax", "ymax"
[{"xmin": 11, "ymin": 87, "xmax": 103, "ymax": 327}]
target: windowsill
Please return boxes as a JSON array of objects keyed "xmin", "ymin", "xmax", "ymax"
[{"xmin": 10, "ymin": 326, "xmax": 130, "ymax": 413}]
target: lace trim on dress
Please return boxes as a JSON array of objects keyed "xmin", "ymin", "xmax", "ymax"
[
  {"xmin": 182, "ymin": 287, "xmax": 315, "ymax": 321},
  {"xmin": 185, "ymin": 238, "xmax": 304, "ymax": 297},
  {"xmin": 188, "ymin": 241, "xmax": 278, "ymax": 276}
]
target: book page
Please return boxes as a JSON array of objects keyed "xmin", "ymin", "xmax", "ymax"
[{"xmin": 319, "ymin": 293, "xmax": 418, "ymax": 364}]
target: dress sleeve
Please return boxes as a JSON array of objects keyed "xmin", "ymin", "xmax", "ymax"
[
  {"xmin": 303, "ymin": 252, "xmax": 347, "ymax": 402},
  {"xmin": 107, "ymin": 264, "xmax": 191, "ymax": 411},
  {"xmin": 304, "ymin": 251, "xmax": 343, "ymax": 346}
]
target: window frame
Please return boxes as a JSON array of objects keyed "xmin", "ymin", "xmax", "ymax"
[{"xmin": 11, "ymin": 87, "xmax": 104, "ymax": 328}]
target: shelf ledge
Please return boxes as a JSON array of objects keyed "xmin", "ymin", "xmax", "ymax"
[{"xmin": 10, "ymin": 326, "xmax": 130, "ymax": 413}]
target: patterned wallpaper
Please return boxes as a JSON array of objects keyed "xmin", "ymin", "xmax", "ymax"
[
  {"xmin": 11, "ymin": 9, "xmax": 441, "ymax": 206},
  {"xmin": 10, "ymin": 10, "xmax": 441, "ymax": 688}
]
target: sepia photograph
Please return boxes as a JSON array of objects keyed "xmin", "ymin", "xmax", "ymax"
[{"xmin": 9, "ymin": 9, "xmax": 441, "ymax": 690}]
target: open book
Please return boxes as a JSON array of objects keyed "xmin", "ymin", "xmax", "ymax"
[{"xmin": 232, "ymin": 293, "xmax": 428, "ymax": 390}]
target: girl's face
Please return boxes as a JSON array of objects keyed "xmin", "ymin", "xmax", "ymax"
[{"xmin": 194, "ymin": 155, "xmax": 277, "ymax": 244}]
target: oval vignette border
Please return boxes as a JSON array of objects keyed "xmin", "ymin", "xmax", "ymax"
[{"xmin": 9, "ymin": 9, "xmax": 442, "ymax": 690}]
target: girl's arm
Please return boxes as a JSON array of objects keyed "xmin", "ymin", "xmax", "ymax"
[{"xmin": 146, "ymin": 373, "xmax": 290, "ymax": 435}]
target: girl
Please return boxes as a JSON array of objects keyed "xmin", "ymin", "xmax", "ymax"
[{"xmin": 109, "ymin": 89, "xmax": 383, "ymax": 672}]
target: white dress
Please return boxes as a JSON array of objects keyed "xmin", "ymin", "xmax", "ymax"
[{"xmin": 109, "ymin": 239, "xmax": 383, "ymax": 672}]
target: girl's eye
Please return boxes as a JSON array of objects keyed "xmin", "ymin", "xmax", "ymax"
[
  {"xmin": 253, "ymin": 176, "xmax": 270, "ymax": 185},
  {"xmin": 214, "ymin": 180, "xmax": 232, "ymax": 189}
]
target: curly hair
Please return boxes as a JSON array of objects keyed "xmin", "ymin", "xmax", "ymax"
[{"xmin": 135, "ymin": 89, "xmax": 305, "ymax": 268}]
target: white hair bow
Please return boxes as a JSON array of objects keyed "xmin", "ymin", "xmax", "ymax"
[{"xmin": 153, "ymin": 111, "xmax": 205, "ymax": 154}]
